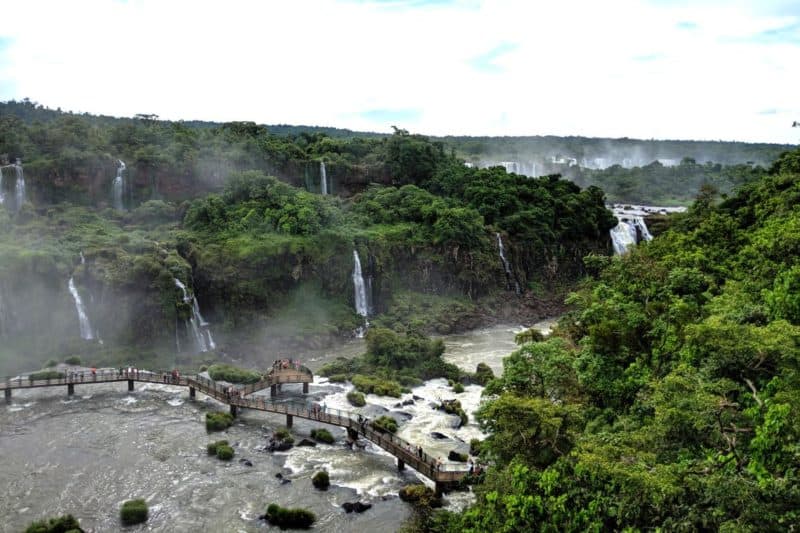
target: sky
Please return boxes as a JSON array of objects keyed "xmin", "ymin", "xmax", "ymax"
[{"xmin": 0, "ymin": 0, "xmax": 798, "ymax": 143}]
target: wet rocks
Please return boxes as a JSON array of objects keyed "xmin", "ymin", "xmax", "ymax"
[
  {"xmin": 342, "ymin": 501, "xmax": 372, "ymax": 513},
  {"xmin": 297, "ymin": 438, "xmax": 317, "ymax": 447}
]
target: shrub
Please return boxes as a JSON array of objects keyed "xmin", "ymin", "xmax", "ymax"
[
  {"xmin": 24, "ymin": 514, "xmax": 82, "ymax": 533},
  {"xmin": 327, "ymin": 373, "xmax": 348, "ymax": 383},
  {"xmin": 206, "ymin": 412, "xmax": 234, "ymax": 431},
  {"xmin": 371, "ymin": 415, "xmax": 398, "ymax": 434},
  {"xmin": 452, "ymin": 382, "xmax": 465, "ymax": 393},
  {"xmin": 440, "ymin": 399, "xmax": 468, "ymax": 426},
  {"xmin": 469, "ymin": 438, "xmax": 482, "ymax": 456},
  {"xmin": 64, "ymin": 356, "xmax": 82, "ymax": 366},
  {"xmin": 398, "ymin": 484, "xmax": 442, "ymax": 508},
  {"xmin": 448, "ymin": 450, "xmax": 468, "ymax": 462},
  {"xmin": 312, "ymin": 470, "xmax": 330, "ymax": 490},
  {"xmin": 44, "ymin": 359, "xmax": 58, "ymax": 368},
  {"xmin": 351, "ymin": 374, "xmax": 402, "ymax": 397},
  {"xmin": 207, "ymin": 439, "xmax": 229, "ymax": 455},
  {"xmin": 29, "ymin": 370, "xmax": 64, "ymax": 381},
  {"xmin": 310, "ymin": 428, "xmax": 335, "ymax": 444},
  {"xmin": 274, "ymin": 428, "xmax": 291, "ymax": 441},
  {"xmin": 473, "ymin": 362, "xmax": 494, "ymax": 385},
  {"xmin": 346, "ymin": 391, "xmax": 366, "ymax": 407},
  {"xmin": 207, "ymin": 363, "xmax": 262, "ymax": 384},
  {"xmin": 264, "ymin": 503, "xmax": 316, "ymax": 529},
  {"xmin": 120, "ymin": 499, "xmax": 148, "ymax": 526},
  {"xmin": 216, "ymin": 444, "xmax": 235, "ymax": 461}
]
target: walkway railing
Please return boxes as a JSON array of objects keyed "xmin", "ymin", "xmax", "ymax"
[{"xmin": 3, "ymin": 367, "xmax": 468, "ymax": 485}]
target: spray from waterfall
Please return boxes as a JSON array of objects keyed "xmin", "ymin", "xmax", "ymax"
[
  {"xmin": 14, "ymin": 160, "xmax": 25, "ymax": 209},
  {"xmin": 320, "ymin": 161, "xmax": 328, "ymax": 195},
  {"xmin": 352, "ymin": 250, "xmax": 369, "ymax": 337},
  {"xmin": 0, "ymin": 166, "xmax": 5, "ymax": 205},
  {"xmin": 174, "ymin": 278, "xmax": 216, "ymax": 352},
  {"xmin": 112, "ymin": 160, "xmax": 126, "ymax": 210},
  {"xmin": 68, "ymin": 277, "xmax": 94, "ymax": 340},
  {"xmin": 496, "ymin": 233, "xmax": 522, "ymax": 294}
]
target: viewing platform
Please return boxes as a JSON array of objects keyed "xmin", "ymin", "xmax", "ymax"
[{"xmin": 1, "ymin": 364, "xmax": 468, "ymax": 493}]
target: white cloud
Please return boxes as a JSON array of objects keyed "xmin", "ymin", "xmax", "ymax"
[{"xmin": 0, "ymin": 0, "xmax": 798, "ymax": 143}]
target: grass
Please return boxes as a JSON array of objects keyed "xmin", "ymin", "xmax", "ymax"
[
  {"xmin": 206, "ymin": 412, "xmax": 234, "ymax": 431},
  {"xmin": 120, "ymin": 499, "xmax": 148, "ymax": 525},
  {"xmin": 264, "ymin": 503, "xmax": 316, "ymax": 529}
]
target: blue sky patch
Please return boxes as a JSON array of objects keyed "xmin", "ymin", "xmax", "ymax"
[{"xmin": 469, "ymin": 42, "xmax": 519, "ymax": 73}]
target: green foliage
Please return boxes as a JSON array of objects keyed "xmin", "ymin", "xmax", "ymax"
[
  {"xmin": 310, "ymin": 428, "xmax": 334, "ymax": 444},
  {"xmin": 215, "ymin": 444, "xmax": 234, "ymax": 461},
  {"xmin": 452, "ymin": 382, "xmax": 464, "ymax": 393},
  {"xmin": 440, "ymin": 147, "xmax": 800, "ymax": 532},
  {"xmin": 472, "ymin": 362, "xmax": 494, "ymax": 386},
  {"xmin": 448, "ymin": 450, "xmax": 468, "ymax": 462},
  {"xmin": 346, "ymin": 391, "xmax": 366, "ymax": 406},
  {"xmin": 371, "ymin": 415, "xmax": 398, "ymax": 434},
  {"xmin": 264, "ymin": 503, "xmax": 316, "ymax": 529},
  {"xmin": 312, "ymin": 470, "xmax": 330, "ymax": 490},
  {"xmin": 24, "ymin": 514, "xmax": 83, "ymax": 533},
  {"xmin": 352, "ymin": 374, "xmax": 403, "ymax": 397},
  {"xmin": 29, "ymin": 370, "xmax": 64, "ymax": 380},
  {"xmin": 207, "ymin": 439, "xmax": 234, "ymax": 460},
  {"xmin": 205, "ymin": 412, "xmax": 234, "ymax": 432},
  {"xmin": 398, "ymin": 484, "xmax": 442, "ymax": 508},
  {"xmin": 43, "ymin": 359, "xmax": 58, "ymax": 368},
  {"xmin": 64, "ymin": 356, "xmax": 82, "ymax": 365},
  {"xmin": 207, "ymin": 363, "xmax": 262, "ymax": 384},
  {"xmin": 120, "ymin": 499, "xmax": 148, "ymax": 526}
]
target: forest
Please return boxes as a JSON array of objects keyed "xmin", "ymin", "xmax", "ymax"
[{"xmin": 414, "ymin": 148, "xmax": 800, "ymax": 532}]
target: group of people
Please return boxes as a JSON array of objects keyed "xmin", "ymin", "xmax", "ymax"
[
  {"xmin": 161, "ymin": 369, "xmax": 181, "ymax": 384},
  {"xmin": 225, "ymin": 386, "xmax": 241, "ymax": 400},
  {"xmin": 117, "ymin": 367, "xmax": 140, "ymax": 379}
]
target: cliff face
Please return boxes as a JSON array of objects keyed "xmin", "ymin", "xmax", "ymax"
[{"xmin": 24, "ymin": 157, "xmax": 393, "ymax": 208}]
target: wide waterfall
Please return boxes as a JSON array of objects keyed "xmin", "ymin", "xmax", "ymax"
[
  {"xmin": 112, "ymin": 160, "xmax": 126, "ymax": 210},
  {"xmin": 496, "ymin": 233, "xmax": 522, "ymax": 294},
  {"xmin": 352, "ymin": 250, "xmax": 369, "ymax": 337},
  {"xmin": 609, "ymin": 205, "xmax": 666, "ymax": 254},
  {"xmin": 68, "ymin": 277, "xmax": 94, "ymax": 340},
  {"xmin": 173, "ymin": 278, "xmax": 216, "ymax": 352},
  {"xmin": 320, "ymin": 161, "xmax": 328, "ymax": 195}
]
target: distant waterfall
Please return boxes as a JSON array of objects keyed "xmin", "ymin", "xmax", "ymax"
[
  {"xmin": 112, "ymin": 160, "xmax": 126, "ymax": 210},
  {"xmin": 320, "ymin": 161, "xmax": 328, "ymax": 195},
  {"xmin": 68, "ymin": 277, "xmax": 94, "ymax": 340},
  {"xmin": 496, "ymin": 233, "xmax": 522, "ymax": 294},
  {"xmin": 0, "ymin": 166, "xmax": 5, "ymax": 204},
  {"xmin": 352, "ymin": 251, "xmax": 369, "ymax": 337},
  {"xmin": 610, "ymin": 213, "xmax": 653, "ymax": 255},
  {"xmin": 174, "ymin": 278, "xmax": 216, "ymax": 352},
  {"xmin": 14, "ymin": 160, "xmax": 25, "ymax": 209}
]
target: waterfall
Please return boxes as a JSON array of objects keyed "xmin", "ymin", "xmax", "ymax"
[
  {"xmin": 14, "ymin": 160, "xmax": 25, "ymax": 209},
  {"xmin": 610, "ymin": 210, "xmax": 654, "ymax": 255},
  {"xmin": 320, "ymin": 161, "xmax": 328, "ymax": 195},
  {"xmin": 68, "ymin": 277, "xmax": 94, "ymax": 340},
  {"xmin": 352, "ymin": 250, "xmax": 369, "ymax": 337},
  {"xmin": 174, "ymin": 278, "xmax": 215, "ymax": 352},
  {"xmin": 0, "ymin": 166, "xmax": 4, "ymax": 204},
  {"xmin": 112, "ymin": 160, "xmax": 126, "ymax": 210},
  {"xmin": 496, "ymin": 233, "xmax": 522, "ymax": 294}
]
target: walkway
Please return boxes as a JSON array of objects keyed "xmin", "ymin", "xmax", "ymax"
[{"xmin": 2, "ymin": 367, "xmax": 467, "ymax": 493}]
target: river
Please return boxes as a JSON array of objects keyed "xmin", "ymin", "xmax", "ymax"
[{"xmin": 0, "ymin": 321, "xmax": 553, "ymax": 532}]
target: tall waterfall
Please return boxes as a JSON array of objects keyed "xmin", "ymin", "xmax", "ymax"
[
  {"xmin": 174, "ymin": 278, "xmax": 216, "ymax": 352},
  {"xmin": 112, "ymin": 160, "xmax": 126, "ymax": 210},
  {"xmin": 352, "ymin": 251, "xmax": 369, "ymax": 337},
  {"xmin": 68, "ymin": 277, "xmax": 94, "ymax": 340},
  {"xmin": 496, "ymin": 233, "xmax": 522, "ymax": 294},
  {"xmin": 14, "ymin": 160, "xmax": 25, "ymax": 209},
  {"xmin": 0, "ymin": 166, "xmax": 4, "ymax": 204},
  {"xmin": 320, "ymin": 161, "xmax": 328, "ymax": 195}
]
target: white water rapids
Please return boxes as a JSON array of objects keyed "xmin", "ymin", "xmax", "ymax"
[{"xmin": 0, "ymin": 321, "xmax": 554, "ymax": 531}]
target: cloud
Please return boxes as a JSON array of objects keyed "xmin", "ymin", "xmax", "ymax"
[
  {"xmin": 468, "ymin": 42, "xmax": 519, "ymax": 73},
  {"xmin": 0, "ymin": 0, "xmax": 797, "ymax": 143},
  {"xmin": 758, "ymin": 108, "xmax": 779, "ymax": 115},
  {"xmin": 751, "ymin": 21, "xmax": 800, "ymax": 45}
]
